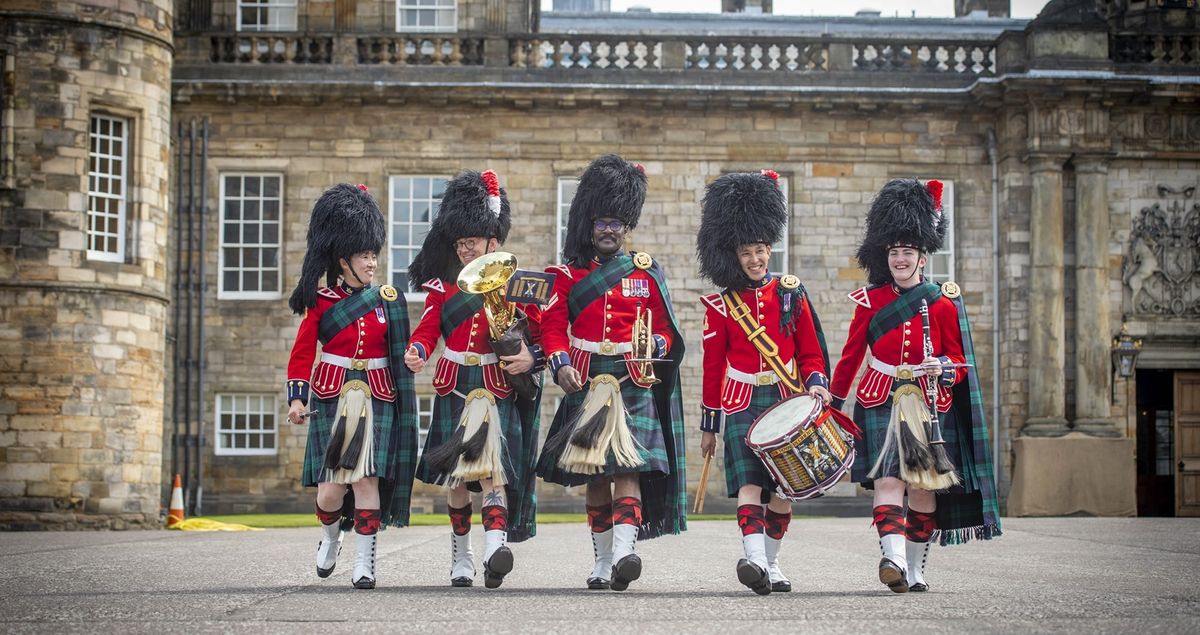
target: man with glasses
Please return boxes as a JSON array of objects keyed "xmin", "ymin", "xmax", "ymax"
[
  {"xmin": 404, "ymin": 170, "xmax": 545, "ymax": 589},
  {"xmin": 537, "ymin": 154, "xmax": 688, "ymax": 592}
]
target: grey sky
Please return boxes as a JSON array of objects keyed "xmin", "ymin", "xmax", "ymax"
[{"xmin": 545, "ymin": 0, "xmax": 1052, "ymax": 19}]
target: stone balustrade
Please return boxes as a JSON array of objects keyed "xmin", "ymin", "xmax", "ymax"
[
  {"xmin": 358, "ymin": 35, "xmax": 486, "ymax": 66},
  {"xmin": 853, "ymin": 41, "xmax": 996, "ymax": 75},
  {"xmin": 1111, "ymin": 34, "xmax": 1200, "ymax": 66}
]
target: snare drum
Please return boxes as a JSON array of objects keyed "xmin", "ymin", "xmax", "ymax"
[{"xmin": 744, "ymin": 394, "xmax": 855, "ymax": 501}]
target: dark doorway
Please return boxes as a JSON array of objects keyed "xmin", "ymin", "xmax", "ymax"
[{"xmin": 1136, "ymin": 369, "xmax": 1175, "ymax": 516}]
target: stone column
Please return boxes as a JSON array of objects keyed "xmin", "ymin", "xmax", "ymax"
[
  {"xmin": 1073, "ymin": 157, "xmax": 1120, "ymax": 437},
  {"xmin": 1023, "ymin": 154, "xmax": 1069, "ymax": 436}
]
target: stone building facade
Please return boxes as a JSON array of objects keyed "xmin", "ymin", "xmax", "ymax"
[
  {"xmin": 1, "ymin": 1, "xmax": 175, "ymax": 528},
  {"xmin": 2, "ymin": 0, "xmax": 1198, "ymax": 527}
]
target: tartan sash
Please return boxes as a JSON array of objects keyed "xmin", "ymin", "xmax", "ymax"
[
  {"xmin": 440, "ymin": 289, "xmax": 485, "ymax": 340},
  {"xmin": 866, "ymin": 282, "xmax": 941, "ymax": 347},
  {"xmin": 721, "ymin": 289, "xmax": 806, "ymax": 394},
  {"xmin": 568, "ymin": 255, "xmax": 636, "ymax": 321},
  {"xmin": 318, "ymin": 286, "xmax": 383, "ymax": 345},
  {"xmin": 934, "ymin": 293, "xmax": 1002, "ymax": 544}
]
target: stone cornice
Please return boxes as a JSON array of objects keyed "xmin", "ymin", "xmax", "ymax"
[
  {"xmin": 1, "ymin": 11, "xmax": 174, "ymax": 53},
  {"xmin": 0, "ymin": 281, "xmax": 170, "ymax": 305}
]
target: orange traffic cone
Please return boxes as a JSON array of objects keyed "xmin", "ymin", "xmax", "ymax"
[{"xmin": 167, "ymin": 474, "xmax": 185, "ymax": 528}]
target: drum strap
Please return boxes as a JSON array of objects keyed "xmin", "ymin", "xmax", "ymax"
[{"xmin": 722, "ymin": 290, "xmax": 807, "ymax": 394}]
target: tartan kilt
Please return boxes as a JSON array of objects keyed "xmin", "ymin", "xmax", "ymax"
[
  {"xmin": 722, "ymin": 385, "xmax": 788, "ymax": 498},
  {"xmin": 415, "ymin": 364, "xmax": 523, "ymax": 487},
  {"xmin": 850, "ymin": 379, "xmax": 964, "ymax": 489},
  {"xmin": 537, "ymin": 354, "xmax": 670, "ymax": 486},
  {"xmin": 302, "ymin": 368, "xmax": 406, "ymax": 486}
]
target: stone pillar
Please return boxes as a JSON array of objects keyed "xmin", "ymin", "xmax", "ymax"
[
  {"xmin": 1073, "ymin": 157, "xmax": 1119, "ymax": 437},
  {"xmin": 1023, "ymin": 154, "xmax": 1069, "ymax": 436}
]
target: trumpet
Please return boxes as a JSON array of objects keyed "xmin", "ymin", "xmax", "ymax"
[{"xmin": 631, "ymin": 301, "xmax": 661, "ymax": 385}]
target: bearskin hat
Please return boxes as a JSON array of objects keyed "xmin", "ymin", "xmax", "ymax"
[
  {"xmin": 288, "ymin": 183, "xmax": 386, "ymax": 315},
  {"xmin": 562, "ymin": 154, "xmax": 647, "ymax": 266},
  {"xmin": 696, "ymin": 170, "xmax": 788, "ymax": 291},
  {"xmin": 855, "ymin": 178, "xmax": 948, "ymax": 286},
  {"xmin": 407, "ymin": 169, "xmax": 511, "ymax": 290}
]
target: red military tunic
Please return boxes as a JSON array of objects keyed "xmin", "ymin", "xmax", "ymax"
[
  {"xmin": 830, "ymin": 284, "xmax": 966, "ymax": 412},
  {"xmin": 286, "ymin": 285, "xmax": 397, "ymax": 404},
  {"xmin": 699, "ymin": 276, "xmax": 828, "ymax": 432},
  {"xmin": 541, "ymin": 255, "xmax": 673, "ymax": 386},
  {"xmin": 408, "ymin": 278, "xmax": 544, "ymax": 400}
]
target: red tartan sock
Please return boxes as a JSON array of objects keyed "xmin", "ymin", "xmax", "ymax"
[
  {"xmin": 448, "ymin": 503, "xmax": 472, "ymax": 536},
  {"xmin": 482, "ymin": 504, "xmax": 508, "ymax": 532},
  {"xmin": 906, "ymin": 509, "xmax": 937, "ymax": 543},
  {"xmin": 586, "ymin": 504, "xmax": 614, "ymax": 533},
  {"xmin": 765, "ymin": 509, "xmax": 791, "ymax": 540},
  {"xmin": 873, "ymin": 504, "xmax": 905, "ymax": 538},
  {"xmin": 737, "ymin": 504, "xmax": 766, "ymax": 536},
  {"xmin": 612, "ymin": 496, "xmax": 643, "ymax": 527},
  {"xmin": 354, "ymin": 508, "xmax": 381, "ymax": 536},
  {"xmin": 315, "ymin": 503, "xmax": 342, "ymax": 526}
]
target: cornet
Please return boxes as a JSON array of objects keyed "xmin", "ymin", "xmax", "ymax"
[{"xmin": 630, "ymin": 302, "xmax": 661, "ymax": 385}]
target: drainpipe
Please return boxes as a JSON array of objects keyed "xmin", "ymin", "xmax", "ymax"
[
  {"xmin": 195, "ymin": 119, "xmax": 208, "ymax": 516},
  {"xmin": 985, "ymin": 128, "xmax": 1001, "ymax": 490}
]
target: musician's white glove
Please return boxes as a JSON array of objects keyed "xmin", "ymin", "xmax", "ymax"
[{"xmin": 809, "ymin": 385, "xmax": 832, "ymax": 405}]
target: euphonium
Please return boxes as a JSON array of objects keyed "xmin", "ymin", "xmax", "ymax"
[
  {"xmin": 457, "ymin": 251, "xmax": 518, "ymax": 339},
  {"xmin": 632, "ymin": 301, "xmax": 660, "ymax": 385},
  {"xmin": 457, "ymin": 251, "xmax": 540, "ymax": 400}
]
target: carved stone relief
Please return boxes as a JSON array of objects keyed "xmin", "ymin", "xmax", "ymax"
[{"xmin": 1124, "ymin": 185, "xmax": 1200, "ymax": 317}]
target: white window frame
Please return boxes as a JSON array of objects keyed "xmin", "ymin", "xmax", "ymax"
[
  {"xmin": 396, "ymin": 0, "xmax": 458, "ymax": 33},
  {"xmin": 770, "ymin": 177, "xmax": 790, "ymax": 276},
  {"xmin": 86, "ymin": 114, "xmax": 128, "ymax": 263},
  {"xmin": 923, "ymin": 180, "xmax": 955, "ymax": 284},
  {"xmin": 214, "ymin": 393, "xmax": 279, "ymax": 456},
  {"xmin": 416, "ymin": 394, "xmax": 435, "ymax": 455},
  {"xmin": 555, "ymin": 177, "xmax": 579, "ymax": 264},
  {"xmin": 218, "ymin": 173, "xmax": 284, "ymax": 300},
  {"xmin": 236, "ymin": 0, "xmax": 298, "ymax": 32},
  {"xmin": 388, "ymin": 174, "xmax": 450, "ymax": 301}
]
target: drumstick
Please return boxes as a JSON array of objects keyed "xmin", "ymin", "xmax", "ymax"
[{"xmin": 693, "ymin": 452, "xmax": 713, "ymax": 514}]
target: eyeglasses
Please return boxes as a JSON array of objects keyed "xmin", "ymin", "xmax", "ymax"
[
  {"xmin": 593, "ymin": 220, "xmax": 625, "ymax": 233},
  {"xmin": 454, "ymin": 238, "xmax": 482, "ymax": 252}
]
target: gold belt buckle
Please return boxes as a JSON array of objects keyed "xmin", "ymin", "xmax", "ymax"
[
  {"xmin": 757, "ymin": 374, "xmax": 773, "ymax": 385},
  {"xmin": 600, "ymin": 341, "xmax": 616, "ymax": 355},
  {"xmin": 350, "ymin": 358, "xmax": 368, "ymax": 371},
  {"xmin": 896, "ymin": 366, "xmax": 913, "ymax": 380},
  {"xmin": 464, "ymin": 353, "xmax": 480, "ymax": 366}
]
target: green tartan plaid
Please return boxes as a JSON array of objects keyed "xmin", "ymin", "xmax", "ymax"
[
  {"xmin": 850, "ymin": 383, "xmax": 963, "ymax": 484},
  {"xmin": 848, "ymin": 287, "xmax": 1002, "ymax": 546},
  {"xmin": 722, "ymin": 385, "xmax": 786, "ymax": 497},
  {"xmin": 414, "ymin": 364, "xmax": 542, "ymax": 542},
  {"xmin": 540, "ymin": 255, "xmax": 688, "ymax": 540},
  {"xmin": 537, "ymin": 354, "xmax": 670, "ymax": 481},
  {"xmin": 866, "ymin": 282, "xmax": 941, "ymax": 347},
  {"xmin": 303, "ymin": 287, "xmax": 418, "ymax": 530}
]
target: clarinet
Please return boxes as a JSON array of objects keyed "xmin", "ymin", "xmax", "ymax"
[{"xmin": 920, "ymin": 299, "xmax": 947, "ymax": 451}]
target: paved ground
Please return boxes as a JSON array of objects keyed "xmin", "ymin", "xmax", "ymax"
[{"xmin": 1, "ymin": 518, "xmax": 1197, "ymax": 633}]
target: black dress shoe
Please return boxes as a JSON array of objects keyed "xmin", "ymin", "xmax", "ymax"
[
  {"xmin": 451, "ymin": 576, "xmax": 473, "ymax": 588},
  {"xmin": 771, "ymin": 580, "xmax": 792, "ymax": 593},
  {"xmin": 878, "ymin": 558, "xmax": 909, "ymax": 593},
  {"xmin": 737, "ymin": 559, "xmax": 771, "ymax": 596},
  {"xmin": 609, "ymin": 554, "xmax": 642, "ymax": 592},
  {"xmin": 909, "ymin": 582, "xmax": 928, "ymax": 592},
  {"xmin": 352, "ymin": 576, "xmax": 376, "ymax": 590},
  {"xmin": 483, "ymin": 546, "xmax": 513, "ymax": 589},
  {"xmin": 586, "ymin": 577, "xmax": 611, "ymax": 590}
]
